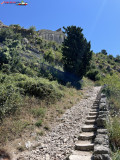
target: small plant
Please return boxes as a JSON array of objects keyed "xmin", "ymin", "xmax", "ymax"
[
  {"xmin": 56, "ymin": 108, "xmax": 64, "ymax": 114},
  {"xmin": 31, "ymin": 107, "xmax": 46, "ymax": 118},
  {"xmin": 35, "ymin": 120, "xmax": 42, "ymax": 127},
  {"xmin": 66, "ymin": 82, "xmax": 72, "ymax": 88},
  {"xmin": 112, "ymin": 150, "xmax": 120, "ymax": 160},
  {"xmin": 107, "ymin": 117, "xmax": 120, "ymax": 149},
  {"xmin": 36, "ymin": 131, "xmax": 44, "ymax": 136},
  {"xmin": 86, "ymin": 69, "xmax": 101, "ymax": 81},
  {"xmin": 17, "ymin": 145, "xmax": 25, "ymax": 152},
  {"xmin": 44, "ymin": 123, "xmax": 50, "ymax": 130}
]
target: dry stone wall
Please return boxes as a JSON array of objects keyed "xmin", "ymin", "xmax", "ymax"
[{"xmin": 93, "ymin": 93, "xmax": 111, "ymax": 160}]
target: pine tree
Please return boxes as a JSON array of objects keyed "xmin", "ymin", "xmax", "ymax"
[{"xmin": 62, "ymin": 26, "xmax": 92, "ymax": 78}]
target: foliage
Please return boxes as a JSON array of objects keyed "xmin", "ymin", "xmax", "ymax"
[
  {"xmin": 28, "ymin": 26, "xmax": 36, "ymax": 35},
  {"xmin": 31, "ymin": 107, "xmax": 46, "ymax": 118},
  {"xmin": 107, "ymin": 117, "xmax": 120, "ymax": 149},
  {"xmin": 86, "ymin": 69, "xmax": 101, "ymax": 81},
  {"xmin": 115, "ymin": 55, "xmax": 120, "ymax": 63},
  {"xmin": 98, "ymin": 74, "xmax": 120, "ymax": 154},
  {"xmin": 16, "ymin": 76, "xmax": 64, "ymax": 102},
  {"xmin": 0, "ymin": 46, "xmax": 11, "ymax": 66},
  {"xmin": 62, "ymin": 26, "xmax": 92, "ymax": 77},
  {"xmin": 112, "ymin": 150, "xmax": 120, "ymax": 160},
  {"xmin": 0, "ymin": 27, "xmax": 22, "ymax": 43},
  {"xmin": 101, "ymin": 49, "xmax": 108, "ymax": 55},
  {"xmin": 0, "ymin": 80, "xmax": 22, "ymax": 119},
  {"xmin": 108, "ymin": 54, "xmax": 114, "ymax": 60},
  {"xmin": 0, "ymin": 72, "xmax": 64, "ymax": 120},
  {"xmin": 44, "ymin": 49, "xmax": 55, "ymax": 64},
  {"xmin": 35, "ymin": 120, "xmax": 42, "ymax": 127}
]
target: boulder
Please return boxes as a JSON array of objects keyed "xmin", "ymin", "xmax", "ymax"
[{"xmin": 22, "ymin": 38, "xmax": 29, "ymax": 44}]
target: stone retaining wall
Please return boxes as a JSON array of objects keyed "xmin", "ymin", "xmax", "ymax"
[{"xmin": 93, "ymin": 93, "xmax": 111, "ymax": 160}]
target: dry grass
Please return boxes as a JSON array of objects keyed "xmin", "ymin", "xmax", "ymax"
[{"xmin": 0, "ymin": 78, "xmax": 94, "ymax": 153}]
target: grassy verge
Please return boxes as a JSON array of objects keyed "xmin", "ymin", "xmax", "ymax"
[
  {"xmin": 96, "ymin": 74, "xmax": 120, "ymax": 158},
  {"xmin": 0, "ymin": 75, "xmax": 93, "ymax": 150}
]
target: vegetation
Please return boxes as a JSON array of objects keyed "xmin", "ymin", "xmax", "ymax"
[
  {"xmin": 62, "ymin": 26, "xmax": 92, "ymax": 78},
  {"xmin": 0, "ymin": 24, "xmax": 95, "ymax": 148},
  {"xmin": 97, "ymin": 74, "xmax": 120, "ymax": 158},
  {"xmin": 89, "ymin": 50, "xmax": 120, "ymax": 158},
  {"xmin": 1, "ymin": 23, "xmax": 120, "ymax": 159}
]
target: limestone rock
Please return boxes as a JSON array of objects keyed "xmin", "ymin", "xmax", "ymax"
[
  {"xmin": 37, "ymin": 28, "xmax": 65, "ymax": 44},
  {"xmin": 22, "ymin": 38, "xmax": 29, "ymax": 44},
  {"xmin": 94, "ymin": 145, "xmax": 109, "ymax": 154},
  {"xmin": 0, "ymin": 20, "xmax": 8, "ymax": 29}
]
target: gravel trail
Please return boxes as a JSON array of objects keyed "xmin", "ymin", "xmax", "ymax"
[{"xmin": 17, "ymin": 86, "xmax": 101, "ymax": 160}]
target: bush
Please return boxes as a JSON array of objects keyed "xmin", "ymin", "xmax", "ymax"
[
  {"xmin": 86, "ymin": 69, "xmax": 101, "ymax": 81},
  {"xmin": 44, "ymin": 49, "xmax": 55, "ymax": 64},
  {"xmin": 31, "ymin": 108, "xmax": 46, "ymax": 118},
  {"xmin": 35, "ymin": 120, "xmax": 42, "ymax": 127},
  {"xmin": 0, "ymin": 83, "xmax": 22, "ymax": 119},
  {"xmin": 12, "ymin": 74, "xmax": 64, "ymax": 101},
  {"xmin": 0, "ymin": 72, "xmax": 64, "ymax": 120},
  {"xmin": 107, "ymin": 117, "xmax": 120, "ymax": 149},
  {"xmin": 99, "ymin": 74, "xmax": 120, "ymax": 154},
  {"xmin": 112, "ymin": 150, "xmax": 120, "ymax": 160}
]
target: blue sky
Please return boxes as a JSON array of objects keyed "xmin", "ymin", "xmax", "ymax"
[{"xmin": 0, "ymin": 0, "xmax": 120, "ymax": 57}]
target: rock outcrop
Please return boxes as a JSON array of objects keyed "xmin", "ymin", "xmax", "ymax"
[
  {"xmin": 37, "ymin": 28, "xmax": 65, "ymax": 44},
  {"xmin": 0, "ymin": 21, "xmax": 8, "ymax": 29}
]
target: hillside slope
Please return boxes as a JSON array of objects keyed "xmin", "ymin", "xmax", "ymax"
[{"xmin": 0, "ymin": 22, "xmax": 120, "ymax": 159}]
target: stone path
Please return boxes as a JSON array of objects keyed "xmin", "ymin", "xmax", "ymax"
[
  {"xmin": 17, "ymin": 86, "xmax": 101, "ymax": 160},
  {"xmin": 69, "ymin": 99, "xmax": 100, "ymax": 160}
]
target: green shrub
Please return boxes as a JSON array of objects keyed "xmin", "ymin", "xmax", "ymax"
[
  {"xmin": 107, "ymin": 117, "xmax": 120, "ymax": 149},
  {"xmin": 66, "ymin": 82, "xmax": 72, "ymax": 88},
  {"xmin": 44, "ymin": 49, "xmax": 55, "ymax": 63},
  {"xmin": 31, "ymin": 108, "xmax": 46, "ymax": 118},
  {"xmin": 86, "ymin": 69, "xmax": 101, "ymax": 81},
  {"xmin": 99, "ymin": 64, "xmax": 103, "ymax": 69},
  {"xmin": 16, "ymin": 77, "xmax": 63, "ymax": 101},
  {"xmin": 0, "ymin": 83, "xmax": 22, "ymax": 119},
  {"xmin": 112, "ymin": 150, "xmax": 120, "ymax": 160},
  {"xmin": 35, "ymin": 120, "xmax": 42, "ymax": 127},
  {"xmin": 99, "ymin": 74, "xmax": 120, "ymax": 154}
]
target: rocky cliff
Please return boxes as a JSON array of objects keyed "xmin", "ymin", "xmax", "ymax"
[
  {"xmin": 37, "ymin": 28, "xmax": 65, "ymax": 44},
  {"xmin": 0, "ymin": 21, "xmax": 8, "ymax": 29}
]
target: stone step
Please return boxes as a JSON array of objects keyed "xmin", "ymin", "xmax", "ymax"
[
  {"xmin": 69, "ymin": 155, "xmax": 92, "ymax": 160},
  {"xmin": 78, "ymin": 132, "xmax": 95, "ymax": 140},
  {"xmin": 93, "ymin": 103, "xmax": 99, "ymax": 106},
  {"xmin": 91, "ymin": 106, "xmax": 99, "ymax": 109},
  {"xmin": 93, "ymin": 102, "xmax": 99, "ymax": 105},
  {"xmin": 82, "ymin": 125, "xmax": 97, "ymax": 132},
  {"xmin": 94, "ymin": 100, "xmax": 99, "ymax": 102},
  {"xmin": 71, "ymin": 150, "xmax": 93, "ymax": 156},
  {"xmin": 93, "ymin": 101, "xmax": 99, "ymax": 104},
  {"xmin": 93, "ymin": 104, "xmax": 99, "ymax": 106},
  {"xmin": 89, "ymin": 112, "xmax": 98, "ymax": 116},
  {"xmin": 85, "ymin": 120, "xmax": 96, "ymax": 125},
  {"xmin": 90, "ymin": 109, "xmax": 98, "ymax": 112},
  {"xmin": 75, "ymin": 141, "xmax": 94, "ymax": 151},
  {"xmin": 92, "ymin": 105, "xmax": 99, "ymax": 108},
  {"xmin": 87, "ymin": 116, "xmax": 97, "ymax": 120}
]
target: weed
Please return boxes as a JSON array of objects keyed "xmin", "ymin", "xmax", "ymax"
[
  {"xmin": 31, "ymin": 108, "xmax": 46, "ymax": 118},
  {"xmin": 44, "ymin": 123, "xmax": 50, "ymax": 130},
  {"xmin": 17, "ymin": 145, "xmax": 25, "ymax": 152},
  {"xmin": 112, "ymin": 150, "xmax": 120, "ymax": 160},
  {"xmin": 36, "ymin": 131, "xmax": 44, "ymax": 136},
  {"xmin": 35, "ymin": 120, "xmax": 42, "ymax": 127},
  {"xmin": 56, "ymin": 108, "xmax": 64, "ymax": 114}
]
